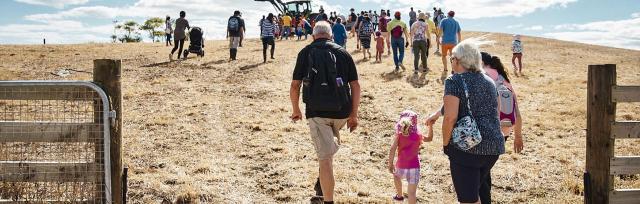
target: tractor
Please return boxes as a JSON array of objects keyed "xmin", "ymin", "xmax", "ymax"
[{"xmin": 255, "ymin": 0, "xmax": 320, "ymax": 20}]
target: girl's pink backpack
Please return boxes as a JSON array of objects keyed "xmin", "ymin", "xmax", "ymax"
[{"xmin": 485, "ymin": 68, "xmax": 517, "ymax": 126}]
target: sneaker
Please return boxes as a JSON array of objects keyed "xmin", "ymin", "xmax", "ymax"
[
  {"xmin": 392, "ymin": 195, "xmax": 404, "ymax": 201},
  {"xmin": 399, "ymin": 64, "xmax": 406, "ymax": 70},
  {"xmin": 395, "ymin": 67, "xmax": 399, "ymax": 72}
]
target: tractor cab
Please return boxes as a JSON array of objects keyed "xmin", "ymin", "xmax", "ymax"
[
  {"xmin": 255, "ymin": 0, "xmax": 316, "ymax": 19},
  {"xmin": 282, "ymin": 1, "xmax": 312, "ymax": 17}
]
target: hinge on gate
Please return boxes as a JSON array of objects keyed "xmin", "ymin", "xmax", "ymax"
[{"xmin": 109, "ymin": 110, "xmax": 117, "ymax": 119}]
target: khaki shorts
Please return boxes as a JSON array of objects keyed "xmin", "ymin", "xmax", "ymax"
[
  {"xmin": 229, "ymin": 37, "xmax": 240, "ymax": 49},
  {"xmin": 308, "ymin": 117, "xmax": 348, "ymax": 160}
]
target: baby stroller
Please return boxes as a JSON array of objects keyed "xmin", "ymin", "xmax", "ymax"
[{"xmin": 183, "ymin": 27, "xmax": 205, "ymax": 58}]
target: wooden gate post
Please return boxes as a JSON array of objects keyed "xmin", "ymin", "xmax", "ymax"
[
  {"xmin": 586, "ymin": 64, "xmax": 616, "ymax": 204},
  {"xmin": 93, "ymin": 59, "xmax": 123, "ymax": 204}
]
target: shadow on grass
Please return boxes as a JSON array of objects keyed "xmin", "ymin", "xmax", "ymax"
[
  {"xmin": 239, "ymin": 62, "xmax": 264, "ymax": 71},
  {"xmin": 203, "ymin": 59, "xmax": 229, "ymax": 66},
  {"xmin": 141, "ymin": 61, "xmax": 172, "ymax": 68},
  {"xmin": 380, "ymin": 70, "xmax": 404, "ymax": 81},
  {"xmin": 406, "ymin": 72, "xmax": 429, "ymax": 88},
  {"xmin": 355, "ymin": 58, "xmax": 370, "ymax": 64}
]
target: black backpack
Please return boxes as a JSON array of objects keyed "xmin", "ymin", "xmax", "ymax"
[
  {"xmin": 302, "ymin": 45, "xmax": 351, "ymax": 112},
  {"xmin": 228, "ymin": 17, "xmax": 240, "ymax": 32}
]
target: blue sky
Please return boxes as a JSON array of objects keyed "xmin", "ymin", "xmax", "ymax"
[{"xmin": 0, "ymin": 0, "xmax": 639, "ymax": 50}]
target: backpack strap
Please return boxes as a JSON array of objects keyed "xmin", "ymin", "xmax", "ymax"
[{"xmin": 306, "ymin": 48, "xmax": 317, "ymax": 80}]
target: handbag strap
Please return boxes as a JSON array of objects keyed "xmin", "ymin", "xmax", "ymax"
[{"xmin": 459, "ymin": 75, "xmax": 474, "ymax": 117}]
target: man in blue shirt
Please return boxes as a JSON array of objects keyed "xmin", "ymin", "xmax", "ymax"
[
  {"xmin": 332, "ymin": 17, "xmax": 348, "ymax": 48},
  {"xmin": 439, "ymin": 10, "xmax": 461, "ymax": 74}
]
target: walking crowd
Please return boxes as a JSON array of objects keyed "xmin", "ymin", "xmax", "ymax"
[
  {"xmin": 286, "ymin": 7, "xmax": 526, "ymax": 204},
  {"xmin": 162, "ymin": 5, "xmax": 527, "ymax": 204}
]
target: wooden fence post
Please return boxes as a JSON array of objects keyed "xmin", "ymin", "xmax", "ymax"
[
  {"xmin": 93, "ymin": 59, "xmax": 123, "ymax": 204},
  {"xmin": 586, "ymin": 64, "xmax": 616, "ymax": 204}
]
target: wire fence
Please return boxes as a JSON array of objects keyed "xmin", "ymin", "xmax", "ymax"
[{"xmin": 0, "ymin": 83, "xmax": 110, "ymax": 203}]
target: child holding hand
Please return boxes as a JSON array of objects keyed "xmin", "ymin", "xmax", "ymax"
[{"xmin": 388, "ymin": 110, "xmax": 433, "ymax": 203}]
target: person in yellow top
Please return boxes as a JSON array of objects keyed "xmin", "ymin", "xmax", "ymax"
[
  {"xmin": 387, "ymin": 11, "xmax": 411, "ymax": 72},
  {"xmin": 282, "ymin": 13, "xmax": 292, "ymax": 40},
  {"xmin": 425, "ymin": 12, "xmax": 436, "ymax": 38}
]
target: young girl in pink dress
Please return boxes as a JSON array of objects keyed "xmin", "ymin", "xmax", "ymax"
[{"xmin": 388, "ymin": 110, "xmax": 433, "ymax": 204}]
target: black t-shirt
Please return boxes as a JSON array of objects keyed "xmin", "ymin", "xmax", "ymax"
[
  {"xmin": 293, "ymin": 39, "xmax": 359, "ymax": 119},
  {"xmin": 227, "ymin": 16, "xmax": 245, "ymax": 37},
  {"xmin": 349, "ymin": 13, "xmax": 357, "ymax": 22}
]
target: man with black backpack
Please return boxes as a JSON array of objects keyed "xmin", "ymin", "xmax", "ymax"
[
  {"xmin": 227, "ymin": 10, "xmax": 245, "ymax": 60},
  {"xmin": 289, "ymin": 21, "xmax": 360, "ymax": 204}
]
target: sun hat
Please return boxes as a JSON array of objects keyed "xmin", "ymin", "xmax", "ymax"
[{"xmin": 418, "ymin": 12, "xmax": 426, "ymax": 20}]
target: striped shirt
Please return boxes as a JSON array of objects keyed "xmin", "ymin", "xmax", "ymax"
[{"xmin": 261, "ymin": 20, "xmax": 276, "ymax": 38}]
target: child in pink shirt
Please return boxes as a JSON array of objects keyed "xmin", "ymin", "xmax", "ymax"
[{"xmin": 388, "ymin": 110, "xmax": 433, "ymax": 204}]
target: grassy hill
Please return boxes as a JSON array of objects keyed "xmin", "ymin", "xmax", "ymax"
[{"xmin": 1, "ymin": 31, "xmax": 639, "ymax": 203}]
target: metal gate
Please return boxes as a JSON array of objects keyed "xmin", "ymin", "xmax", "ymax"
[{"xmin": 0, "ymin": 81, "xmax": 112, "ymax": 203}]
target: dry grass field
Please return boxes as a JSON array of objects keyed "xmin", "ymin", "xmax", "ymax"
[{"xmin": 1, "ymin": 31, "xmax": 639, "ymax": 203}]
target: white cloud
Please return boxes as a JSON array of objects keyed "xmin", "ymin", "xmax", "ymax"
[
  {"xmin": 632, "ymin": 12, "xmax": 640, "ymax": 18},
  {"xmin": 524, "ymin": 25, "xmax": 543, "ymax": 31},
  {"xmin": 507, "ymin": 24, "xmax": 524, "ymax": 29},
  {"xmin": 545, "ymin": 16, "xmax": 640, "ymax": 50},
  {"xmin": 14, "ymin": 0, "xmax": 89, "ymax": 9},
  {"xmin": 0, "ymin": 20, "xmax": 112, "ymax": 44},
  {"xmin": 16, "ymin": 0, "xmax": 280, "ymax": 43}
]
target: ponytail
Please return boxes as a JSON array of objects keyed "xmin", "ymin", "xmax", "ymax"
[{"xmin": 490, "ymin": 56, "xmax": 510, "ymax": 83}]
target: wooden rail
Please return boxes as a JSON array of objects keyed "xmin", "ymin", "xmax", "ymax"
[
  {"xmin": 0, "ymin": 122, "xmax": 99, "ymax": 143},
  {"xmin": 0, "ymin": 85, "xmax": 96, "ymax": 100},
  {"xmin": 612, "ymin": 122, "xmax": 640, "ymax": 139},
  {"xmin": 0, "ymin": 161, "xmax": 98, "ymax": 182},
  {"xmin": 612, "ymin": 86, "xmax": 640, "ymax": 102},
  {"xmin": 610, "ymin": 156, "xmax": 640, "ymax": 175},
  {"xmin": 610, "ymin": 189, "xmax": 640, "ymax": 204},
  {"xmin": 585, "ymin": 64, "xmax": 640, "ymax": 204}
]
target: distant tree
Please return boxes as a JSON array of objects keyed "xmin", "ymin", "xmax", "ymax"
[
  {"xmin": 115, "ymin": 20, "xmax": 142, "ymax": 43},
  {"xmin": 110, "ymin": 34, "xmax": 117, "ymax": 43},
  {"xmin": 140, "ymin": 17, "xmax": 165, "ymax": 42}
]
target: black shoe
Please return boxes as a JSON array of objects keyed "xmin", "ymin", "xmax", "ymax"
[
  {"xmin": 230, "ymin": 49, "xmax": 237, "ymax": 60},
  {"xmin": 314, "ymin": 177, "xmax": 323, "ymax": 196}
]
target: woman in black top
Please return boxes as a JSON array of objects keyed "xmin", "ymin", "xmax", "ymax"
[{"xmin": 426, "ymin": 39, "xmax": 505, "ymax": 204}]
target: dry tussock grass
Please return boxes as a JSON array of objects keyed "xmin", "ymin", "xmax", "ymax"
[{"xmin": 0, "ymin": 31, "xmax": 639, "ymax": 203}]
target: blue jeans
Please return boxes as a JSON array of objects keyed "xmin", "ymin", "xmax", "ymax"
[
  {"xmin": 283, "ymin": 26, "xmax": 291, "ymax": 39},
  {"xmin": 391, "ymin": 37, "xmax": 405, "ymax": 68}
]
